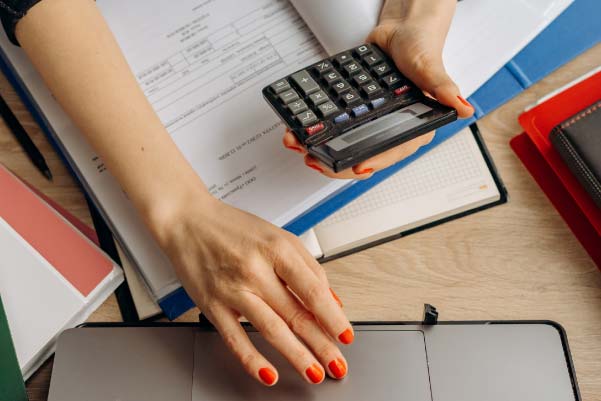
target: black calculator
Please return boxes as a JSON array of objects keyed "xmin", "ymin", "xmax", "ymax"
[{"xmin": 263, "ymin": 44, "xmax": 458, "ymax": 172}]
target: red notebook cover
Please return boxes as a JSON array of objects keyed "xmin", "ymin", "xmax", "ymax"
[
  {"xmin": 518, "ymin": 70, "xmax": 601, "ymax": 236},
  {"xmin": 510, "ymin": 133, "xmax": 601, "ymax": 268}
]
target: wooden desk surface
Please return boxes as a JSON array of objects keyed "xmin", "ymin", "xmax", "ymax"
[{"xmin": 1, "ymin": 44, "xmax": 600, "ymax": 401}]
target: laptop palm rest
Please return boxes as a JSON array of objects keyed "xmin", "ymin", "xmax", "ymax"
[{"xmin": 192, "ymin": 329, "xmax": 432, "ymax": 401}]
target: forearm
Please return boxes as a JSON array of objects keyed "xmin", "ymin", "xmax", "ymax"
[{"xmin": 15, "ymin": 0, "xmax": 209, "ymax": 239}]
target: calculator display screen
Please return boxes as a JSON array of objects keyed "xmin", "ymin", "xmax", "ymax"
[{"xmin": 329, "ymin": 103, "xmax": 432, "ymax": 150}]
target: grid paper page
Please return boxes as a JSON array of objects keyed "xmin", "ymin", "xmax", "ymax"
[{"xmin": 319, "ymin": 129, "xmax": 485, "ymax": 227}]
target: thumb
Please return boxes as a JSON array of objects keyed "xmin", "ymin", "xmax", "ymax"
[{"xmin": 401, "ymin": 55, "xmax": 474, "ymax": 119}]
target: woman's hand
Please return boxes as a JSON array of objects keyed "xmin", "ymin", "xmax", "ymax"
[
  {"xmin": 154, "ymin": 190, "xmax": 352, "ymax": 386},
  {"xmin": 283, "ymin": 0, "xmax": 474, "ymax": 179}
]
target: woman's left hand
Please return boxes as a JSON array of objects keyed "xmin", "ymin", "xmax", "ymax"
[{"xmin": 282, "ymin": 0, "xmax": 474, "ymax": 180}]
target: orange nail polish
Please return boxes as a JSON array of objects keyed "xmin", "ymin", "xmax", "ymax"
[
  {"xmin": 356, "ymin": 167, "xmax": 374, "ymax": 175},
  {"xmin": 306, "ymin": 363, "xmax": 324, "ymax": 384},
  {"xmin": 457, "ymin": 95, "xmax": 473, "ymax": 109},
  {"xmin": 285, "ymin": 144, "xmax": 304, "ymax": 153},
  {"xmin": 338, "ymin": 328, "xmax": 354, "ymax": 345},
  {"xmin": 307, "ymin": 163, "xmax": 324, "ymax": 173},
  {"xmin": 330, "ymin": 288, "xmax": 343, "ymax": 308},
  {"xmin": 328, "ymin": 358, "xmax": 347, "ymax": 379},
  {"xmin": 259, "ymin": 367, "xmax": 277, "ymax": 386}
]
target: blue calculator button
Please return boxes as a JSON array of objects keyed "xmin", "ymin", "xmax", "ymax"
[
  {"xmin": 334, "ymin": 112, "xmax": 350, "ymax": 124},
  {"xmin": 371, "ymin": 97, "xmax": 386, "ymax": 108},
  {"xmin": 352, "ymin": 104, "xmax": 369, "ymax": 117}
]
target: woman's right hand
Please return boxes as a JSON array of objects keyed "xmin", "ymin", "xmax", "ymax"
[{"xmin": 152, "ymin": 189, "xmax": 352, "ymax": 386}]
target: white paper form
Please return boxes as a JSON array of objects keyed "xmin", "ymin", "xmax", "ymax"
[
  {"xmin": 100, "ymin": 0, "xmax": 349, "ymax": 228},
  {"xmin": 290, "ymin": 0, "xmax": 573, "ymax": 97},
  {"xmin": 444, "ymin": 0, "xmax": 573, "ymax": 97}
]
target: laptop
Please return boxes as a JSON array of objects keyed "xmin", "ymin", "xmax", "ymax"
[{"xmin": 47, "ymin": 321, "xmax": 580, "ymax": 401}]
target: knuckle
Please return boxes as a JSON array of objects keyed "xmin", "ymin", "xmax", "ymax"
[
  {"xmin": 303, "ymin": 282, "xmax": 324, "ymax": 308},
  {"xmin": 260, "ymin": 317, "xmax": 284, "ymax": 342},
  {"xmin": 266, "ymin": 235, "xmax": 293, "ymax": 256},
  {"xmin": 237, "ymin": 259, "xmax": 264, "ymax": 287},
  {"xmin": 315, "ymin": 341, "xmax": 335, "ymax": 359},
  {"xmin": 287, "ymin": 309, "xmax": 316, "ymax": 335},
  {"xmin": 240, "ymin": 351, "xmax": 258, "ymax": 369},
  {"xmin": 221, "ymin": 329, "xmax": 241, "ymax": 352}
]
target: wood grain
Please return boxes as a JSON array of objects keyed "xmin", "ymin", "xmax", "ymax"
[{"xmin": 1, "ymin": 44, "xmax": 599, "ymax": 401}]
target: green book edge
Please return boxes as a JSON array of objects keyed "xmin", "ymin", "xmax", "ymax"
[{"xmin": 0, "ymin": 294, "xmax": 28, "ymax": 401}]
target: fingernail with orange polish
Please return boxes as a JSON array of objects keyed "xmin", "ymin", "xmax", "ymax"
[
  {"xmin": 338, "ymin": 328, "xmax": 354, "ymax": 345},
  {"xmin": 306, "ymin": 363, "xmax": 324, "ymax": 384},
  {"xmin": 259, "ymin": 367, "xmax": 277, "ymax": 386},
  {"xmin": 356, "ymin": 167, "xmax": 374, "ymax": 175},
  {"xmin": 285, "ymin": 144, "xmax": 304, "ymax": 153},
  {"xmin": 307, "ymin": 163, "xmax": 324, "ymax": 173},
  {"xmin": 328, "ymin": 358, "xmax": 347, "ymax": 379},
  {"xmin": 330, "ymin": 288, "xmax": 343, "ymax": 308},
  {"xmin": 457, "ymin": 95, "xmax": 474, "ymax": 109}
]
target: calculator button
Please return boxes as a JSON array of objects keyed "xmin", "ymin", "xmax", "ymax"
[
  {"xmin": 370, "ymin": 97, "xmax": 386, "ymax": 109},
  {"xmin": 334, "ymin": 112, "xmax": 350, "ymax": 124},
  {"xmin": 361, "ymin": 82, "xmax": 383, "ymax": 97},
  {"xmin": 372, "ymin": 63, "xmax": 392, "ymax": 77},
  {"xmin": 309, "ymin": 90, "xmax": 329, "ymax": 106},
  {"xmin": 279, "ymin": 89, "xmax": 300, "ymax": 104},
  {"xmin": 340, "ymin": 90, "xmax": 362, "ymax": 107},
  {"xmin": 297, "ymin": 110, "xmax": 319, "ymax": 127},
  {"xmin": 343, "ymin": 61, "xmax": 362, "ymax": 76},
  {"xmin": 352, "ymin": 104, "xmax": 369, "ymax": 117},
  {"xmin": 332, "ymin": 80, "xmax": 352, "ymax": 96},
  {"xmin": 305, "ymin": 122, "xmax": 325, "ymax": 136},
  {"xmin": 323, "ymin": 71, "xmax": 342, "ymax": 85},
  {"xmin": 363, "ymin": 53, "xmax": 382, "ymax": 67},
  {"xmin": 313, "ymin": 60, "xmax": 334, "ymax": 75},
  {"xmin": 317, "ymin": 101, "xmax": 339, "ymax": 118},
  {"xmin": 270, "ymin": 79, "xmax": 291, "ymax": 94},
  {"xmin": 394, "ymin": 85, "xmax": 411, "ymax": 96},
  {"xmin": 352, "ymin": 72, "xmax": 372, "ymax": 86},
  {"xmin": 288, "ymin": 99, "xmax": 308, "ymax": 115},
  {"xmin": 354, "ymin": 44, "xmax": 372, "ymax": 57},
  {"xmin": 334, "ymin": 52, "xmax": 353, "ymax": 66},
  {"xmin": 291, "ymin": 70, "xmax": 320, "ymax": 96},
  {"xmin": 381, "ymin": 73, "xmax": 403, "ymax": 88}
]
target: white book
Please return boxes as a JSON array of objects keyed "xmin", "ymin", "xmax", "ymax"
[{"xmin": 0, "ymin": 0, "xmax": 570, "ymax": 316}]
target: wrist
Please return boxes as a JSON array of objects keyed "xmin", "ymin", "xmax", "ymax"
[{"xmin": 141, "ymin": 176, "xmax": 217, "ymax": 249}]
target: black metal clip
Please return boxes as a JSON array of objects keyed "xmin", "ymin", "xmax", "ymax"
[{"xmin": 423, "ymin": 304, "xmax": 439, "ymax": 325}]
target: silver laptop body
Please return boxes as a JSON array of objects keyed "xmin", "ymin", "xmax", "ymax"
[{"xmin": 48, "ymin": 322, "xmax": 580, "ymax": 401}]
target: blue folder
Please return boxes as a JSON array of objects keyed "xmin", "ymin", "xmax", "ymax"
[{"xmin": 1, "ymin": 0, "xmax": 598, "ymax": 320}]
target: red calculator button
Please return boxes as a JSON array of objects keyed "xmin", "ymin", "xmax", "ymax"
[
  {"xmin": 394, "ymin": 85, "xmax": 411, "ymax": 96},
  {"xmin": 305, "ymin": 122, "xmax": 325, "ymax": 136}
]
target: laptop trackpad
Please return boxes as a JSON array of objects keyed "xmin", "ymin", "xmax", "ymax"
[{"xmin": 192, "ymin": 329, "xmax": 432, "ymax": 400}]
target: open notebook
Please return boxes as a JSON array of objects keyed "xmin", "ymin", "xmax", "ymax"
[
  {"xmin": 301, "ymin": 125, "xmax": 505, "ymax": 260},
  {"xmin": 0, "ymin": 0, "xmax": 570, "ymax": 319}
]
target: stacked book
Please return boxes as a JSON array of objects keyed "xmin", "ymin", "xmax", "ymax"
[{"xmin": 512, "ymin": 69, "xmax": 601, "ymax": 268}]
